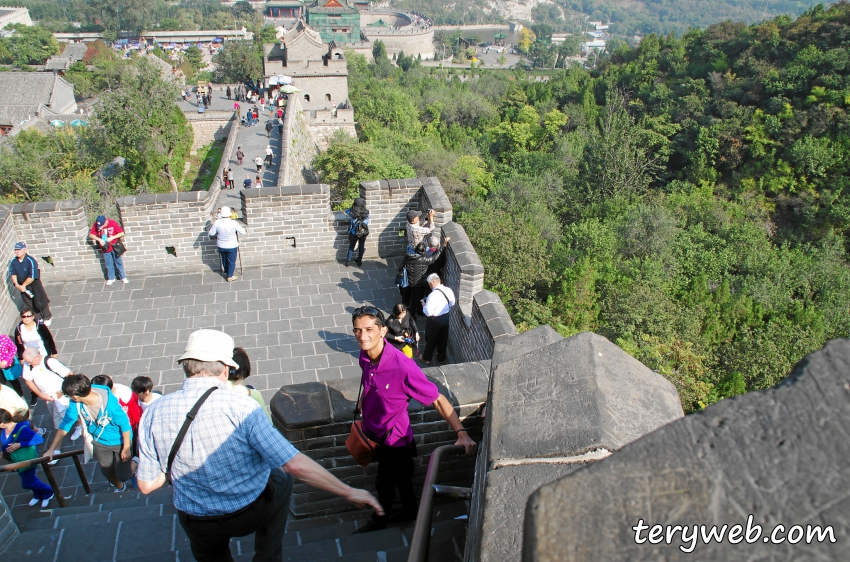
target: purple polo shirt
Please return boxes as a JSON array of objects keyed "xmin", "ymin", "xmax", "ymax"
[{"xmin": 359, "ymin": 340, "xmax": 440, "ymax": 447}]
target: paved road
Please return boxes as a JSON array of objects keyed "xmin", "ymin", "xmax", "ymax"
[{"xmin": 44, "ymin": 260, "xmax": 405, "ymax": 405}]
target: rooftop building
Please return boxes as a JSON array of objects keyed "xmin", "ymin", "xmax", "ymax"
[
  {"xmin": 0, "ymin": 72, "xmax": 77, "ymax": 136},
  {"xmin": 305, "ymin": 0, "xmax": 361, "ymax": 45}
]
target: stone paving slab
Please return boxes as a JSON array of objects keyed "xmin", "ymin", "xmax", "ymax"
[{"xmin": 42, "ymin": 259, "xmax": 405, "ymax": 404}]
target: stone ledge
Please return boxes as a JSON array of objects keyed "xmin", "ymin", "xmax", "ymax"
[
  {"xmin": 117, "ymin": 191, "xmax": 210, "ymax": 207},
  {"xmin": 524, "ymin": 338, "xmax": 850, "ymax": 561},
  {"xmin": 271, "ymin": 362, "xmax": 488, "ymax": 432},
  {"xmin": 12, "ymin": 200, "xmax": 85, "ymax": 213},
  {"xmin": 242, "ymin": 184, "xmax": 330, "ymax": 199}
]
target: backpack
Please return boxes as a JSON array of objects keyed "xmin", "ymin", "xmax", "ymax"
[{"xmin": 355, "ymin": 219, "xmax": 369, "ymax": 237}]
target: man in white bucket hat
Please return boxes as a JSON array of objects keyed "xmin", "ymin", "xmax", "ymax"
[
  {"xmin": 208, "ymin": 206, "xmax": 246, "ymax": 282},
  {"xmin": 137, "ymin": 329, "xmax": 382, "ymax": 562}
]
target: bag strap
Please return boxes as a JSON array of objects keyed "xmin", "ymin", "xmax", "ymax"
[
  {"xmin": 166, "ymin": 387, "xmax": 217, "ymax": 480},
  {"xmin": 433, "ymin": 286, "xmax": 454, "ymax": 309},
  {"xmin": 43, "ymin": 357, "xmax": 67, "ymax": 384},
  {"xmin": 353, "ymin": 378, "xmax": 364, "ymax": 419}
]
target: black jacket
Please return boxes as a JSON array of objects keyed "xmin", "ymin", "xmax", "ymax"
[
  {"xmin": 15, "ymin": 320, "xmax": 57, "ymax": 358},
  {"xmin": 387, "ymin": 313, "xmax": 418, "ymax": 341},
  {"xmin": 403, "ymin": 246, "xmax": 444, "ymax": 287}
]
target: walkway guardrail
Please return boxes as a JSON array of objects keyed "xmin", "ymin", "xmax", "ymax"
[
  {"xmin": 407, "ymin": 444, "xmax": 470, "ymax": 562},
  {"xmin": 0, "ymin": 449, "xmax": 91, "ymax": 508}
]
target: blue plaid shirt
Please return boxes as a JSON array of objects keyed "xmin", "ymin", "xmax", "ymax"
[{"xmin": 137, "ymin": 377, "xmax": 298, "ymax": 516}]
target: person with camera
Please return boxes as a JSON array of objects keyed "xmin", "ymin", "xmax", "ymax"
[
  {"xmin": 405, "ymin": 209, "xmax": 436, "ymax": 254},
  {"xmin": 45, "ymin": 374, "xmax": 135, "ymax": 491},
  {"xmin": 209, "ymin": 206, "xmax": 246, "ymax": 282},
  {"xmin": 88, "ymin": 216, "xmax": 128, "ymax": 286},
  {"xmin": 386, "ymin": 303, "xmax": 419, "ymax": 358},
  {"xmin": 344, "ymin": 198, "xmax": 370, "ymax": 267},
  {"xmin": 401, "ymin": 236, "xmax": 450, "ymax": 317},
  {"xmin": 9, "ymin": 242, "xmax": 53, "ymax": 324}
]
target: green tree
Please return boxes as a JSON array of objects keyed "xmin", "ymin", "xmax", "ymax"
[
  {"xmin": 313, "ymin": 136, "xmax": 415, "ymax": 207},
  {"xmin": 211, "ymin": 40, "xmax": 263, "ymax": 83},
  {"xmin": 259, "ymin": 25, "xmax": 278, "ymax": 44},
  {"xmin": 0, "ymin": 24, "xmax": 59, "ymax": 66},
  {"xmin": 183, "ymin": 45, "xmax": 204, "ymax": 71},
  {"xmin": 92, "ymin": 58, "xmax": 192, "ymax": 192}
]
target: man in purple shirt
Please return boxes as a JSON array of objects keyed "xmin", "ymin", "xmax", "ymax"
[{"xmin": 351, "ymin": 306, "xmax": 476, "ymax": 533}]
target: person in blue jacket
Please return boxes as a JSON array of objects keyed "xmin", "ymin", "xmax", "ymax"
[
  {"xmin": 345, "ymin": 198, "xmax": 370, "ymax": 267},
  {"xmin": 45, "ymin": 374, "xmax": 135, "ymax": 492},
  {"xmin": 0, "ymin": 408, "xmax": 53, "ymax": 507}
]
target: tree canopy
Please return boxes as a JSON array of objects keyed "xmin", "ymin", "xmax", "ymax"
[{"xmin": 321, "ymin": 2, "xmax": 850, "ymax": 412}]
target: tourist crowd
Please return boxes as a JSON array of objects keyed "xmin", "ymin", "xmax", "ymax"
[{"xmin": 0, "ymin": 200, "xmax": 475, "ymax": 560}]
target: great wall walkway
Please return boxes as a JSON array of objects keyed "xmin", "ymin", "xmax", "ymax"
[
  {"xmin": 177, "ymin": 87, "xmax": 283, "ymax": 214},
  {"xmin": 41, "ymin": 259, "xmax": 405, "ymax": 402}
]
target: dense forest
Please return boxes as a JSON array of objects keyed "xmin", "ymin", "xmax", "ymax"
[
  {"xmin": 564, "ymin": 0, "xmax": 836, "ymax": 36},
  {"xmin": 315, "ymin": 3, "xmax": 850, "ymax": 412}
]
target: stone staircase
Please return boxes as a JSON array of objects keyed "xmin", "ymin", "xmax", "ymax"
[{"xmin": 0, "ymin": 481, "xmax": 468, "ymax": 562}]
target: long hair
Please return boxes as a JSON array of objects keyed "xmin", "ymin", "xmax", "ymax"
[{"xmin": 350, "ymin": 198, "xmax": 369, "ymax": 221}]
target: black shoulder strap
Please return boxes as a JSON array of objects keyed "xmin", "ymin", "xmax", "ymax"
[
  {"xmin": 353, "ymin": 378, "xmax": 364, "ymax": 419},
  {"xmin": 43, "ymin": 357, "xmax": 67, "ymax": 382},
  {"xmin": 435, "ymin": 286, "xmax": 453, "ymax": 308},
  {"xmin": 166, "ymin": 386, "xmax": 217, "ymax": 482}
]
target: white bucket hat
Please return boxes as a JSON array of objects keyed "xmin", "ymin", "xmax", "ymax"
[
  {"xmin": 218, "ymin": 206, "xmax": 232, "ymax": 219},
  {"xmin": 177, "ymin": 329, "xmax": 239, "ymax": 368}
]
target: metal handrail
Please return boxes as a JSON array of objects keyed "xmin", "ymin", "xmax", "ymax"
[
  {"xmin": 407, "ymin": 445, "xmax": 467, "ymax": 562},
  {"xmin": 1, "ymin": 449, "xmax": 91, "ymax": 507}
]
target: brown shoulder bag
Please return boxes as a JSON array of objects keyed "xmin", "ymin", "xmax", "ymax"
[{"xmin": 345, "ymin": 379, "xmax": 378, "ymax": 467}]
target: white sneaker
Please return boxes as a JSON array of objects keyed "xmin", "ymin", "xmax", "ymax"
[
  {"xmin": 48, "ymin": 450, "xmax": 60, "ymax": 465},
  {"xmin": 106, "ymin": 279, "xmax": 115, "ymax": 286},
  {"xmin": 41, "ymin": 494, "xmax": 53, "ymax": 508},
  {"xmin": 121, "ymin": 278, "xmax": 129, "ymax": 284},
  {"xmin": 43, "ymin": 319, "xmax": 52, "ymax": 327},
  {"xmin": 69, "ymin": 426, "xmax": 82, "ymax": 441},
  {"xmin": 28, "ymin": 498, "xmax": 39, "ymax": 507}
]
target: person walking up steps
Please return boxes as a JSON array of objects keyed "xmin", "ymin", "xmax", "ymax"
[
  {"xmin": 265, "ymin": 145, "xmax": 273, "ymax": 167},
  {"xmin": 255, "ymin": 155, "xmax": 263, "ymax": 173},
  {"xmin": 236, "ymin": 146, "xmax": 244, "ymax": 166},
  {"xmin": 136, "ymin": 329, "xmax": 383, "ymax": 562}
]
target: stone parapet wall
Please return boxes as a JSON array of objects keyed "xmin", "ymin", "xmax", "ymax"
[
  {"xmin": 116, "ymin": 190, "xmax": 220, "ymax": 275},
  {"xmin": 0, "ymin": 209, "xmax": 22, "ymax": 330},
  {"xmin": 10, "ymin": 201, "xmax": 103, "ymax": 282},
  {"xmin": 280, "ymin": 96, "xmax": 319, "ymax": 187},
  {"xmin": 186, "ymin": 112, "xmax": 234, "ymax": 153},
  {"xmin": 240, "ymin": 184, "xmax": 337, "ymax": 266},
  {"xmin": 269, "ymin": 362, "xmax": 489, "ymax": 517}
]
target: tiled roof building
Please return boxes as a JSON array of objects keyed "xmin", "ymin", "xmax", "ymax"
[{"xmin": 0, "ymin": 72, "xmax": 77, "ymax": 136}]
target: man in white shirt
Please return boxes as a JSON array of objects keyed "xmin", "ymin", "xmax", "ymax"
[
  {"xmin": 420, "ymin": 274, "xmax": 455, "ymax": 365},
  {"xmin": 21, "ymin": 348, "xmax": 80, "ymax": 454},
  {"xmin": 209, "ymin": 206, "xmax": 247, "ymax": 282}
]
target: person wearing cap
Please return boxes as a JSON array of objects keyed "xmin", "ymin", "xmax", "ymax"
[
  {"xmin": 9, "ymin": 242, "xmax": 53, "ymax": 325},
  {"xmin": 136, "ymin": 329, "xmax": 383, "ymax": 561},
  {"xmin": 405, "ymin": 209, "xmax": 436, "ymax": 254},
  {"xmin": 88, "ymin": 216, "xmax": 128, "ymax": 286},
  {"xmin": 209, "ymin": 206, "xmax": 246, "ymax": 282},
  {"xmin": 350, "ymin": 307, "xmax": 475, "ymax": 533}
]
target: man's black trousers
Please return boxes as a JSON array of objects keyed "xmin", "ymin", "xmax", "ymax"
[
  {"xmin": 178, "ymin": 469, "xmax": 293, "ymax": 562},
  {"xmin": 372, "ymin": 441, "xmax": 417, "ymax": 524},
  {"xmin": 422, "ymin": 313, "xmax": 450, "ymax": 362}
]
